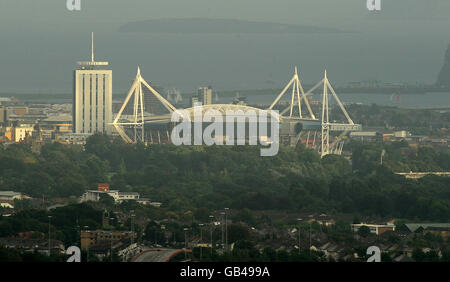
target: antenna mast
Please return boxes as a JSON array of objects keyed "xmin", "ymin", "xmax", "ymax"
[
  {"xmin": 91, "ymin": 32, "xmax": 95, "ymax": 62},
  {"xmin": 77, "ymin": 32, "xmax": 108, "ymax": 67}
]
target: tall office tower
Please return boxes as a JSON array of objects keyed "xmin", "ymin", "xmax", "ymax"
[
  {"xmin": 198, "ymin": 86, "xmax": 212, "ymax": 105},
  {"xmin": 73, "ymin": 32, "xmax": 112, "ymax": 134}
]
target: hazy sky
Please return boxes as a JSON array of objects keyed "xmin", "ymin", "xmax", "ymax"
[{"xmin": 1, "ymin": 0, "xmax": 450, "ymax": 93}]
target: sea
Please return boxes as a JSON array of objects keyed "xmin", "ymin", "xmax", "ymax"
[{"xmin": 2, "ymin": 91, "xmax": 449, "ymax": 109}]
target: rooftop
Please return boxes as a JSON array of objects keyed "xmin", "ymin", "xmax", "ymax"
[
  {"xmin": 404, "ymin": 223, "xmax": 450, "ymax": 232},
  {"xmin": 0, "ymin": 191, "xmax": 22, "ymax": 196},
  {"xmin": 119, "ymin": 192, "xmax": 139, "ymax": 196},
  {"xmin": 86, "ymin": 190, "xmax": 120, "ymax": 193},
  {"xmin": 351, "ymin": 223, "xmax": 395, "ymax": 227}
]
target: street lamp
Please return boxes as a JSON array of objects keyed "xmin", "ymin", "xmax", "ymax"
[
  {"xmin": 84, "ymin": 225, "xmax": 89, "ymax": 262},
  {"xmin": 224, "ymin": 208, "xmax": 229, "ymax": 252},
  {"xmin": 209, "ymin": 215, "xmax": 214, "ymax": 256},
  {"xmin": 130, "ymin": 212, "xmax": 135, "ymax": 245},
  {"xmin": 199, "ymin": 223, "xmax": 204, "ymax": 261},
  {"xmin": 220, "ymin": 212, "xmax": 225, "ymax": 250},
  {"xmin": 161, "ymin": 225, "xmax": 167, "ymax": 246},
  {"xmin": 297, "ymin": 218, "xmax": 302, "ymax": 253},
  {"xmin": 48, "ymin": 216, "xmax": 52, "ymax": 257},
  {"xmin": 77, "ymin": 224, "xmax": 80, "ymax": 246},
  {"xmin": 183, "ymin": 228, "xmax": 189, "ymax": 260},
  {"xmin": 110, "ymin": 218, "xmax": 114, "ymax": 262},
  {"xmin": 309, "ymin": 223, "xmax": 312, "ymax": 255}
]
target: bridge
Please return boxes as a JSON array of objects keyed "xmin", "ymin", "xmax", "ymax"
[
  {"xmin": 395, "ymin": 172, "xmax": 450, "ymax": 179},
  {"xmin": 131, "ymin": 248, "xmax": 192, "ymax": 262},
  {"xmin": 112, "ymin": 66, "xmax": 362, "ymax": 158}
]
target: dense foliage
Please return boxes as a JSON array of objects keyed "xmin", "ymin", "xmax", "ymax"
[{"xmin": 0, "ymin": 135, "xmax": 449, "ymax": 221}]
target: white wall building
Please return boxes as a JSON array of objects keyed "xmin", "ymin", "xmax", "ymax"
[
  {"xmin": 80, "ymin": 190, "xmax": 140, "ymax": 204},
  {"xmin": 14, "ymin": 125, "xmax": 34, "ymax": 142},
  {"xmin": 351, "ymin": 223, "xmax": 395, "ymax": 235},
  {"xmin": 57, "ymin": 132, "xmax": 92, "ymax": 145},
  {"xmin": 73, "ymin": 33, "xmax": 112, "ymax": 134},
  {"xmin": 0, "ymin": 191, "xmax": 29, "ymax": 201}
]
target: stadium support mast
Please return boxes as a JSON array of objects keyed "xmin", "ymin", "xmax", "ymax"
[
  {"xmin": 321, "ymin": 70, "xmax": 330, "ymax": 157},
  {"xmin": 112, "ymin": 67, "xmax": 176, "ymax": 143},
  {"xmin": 319, "ymin": 70, "xmax": 359, "ymax": 158},
  {"xmin": 268, "ymin": 67, "xmax": 316, "ymax": 120}
]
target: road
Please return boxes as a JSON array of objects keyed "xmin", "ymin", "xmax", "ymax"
[{"xmin": 131, "ymin": 248, "xmax": 191, "ymax": 262}]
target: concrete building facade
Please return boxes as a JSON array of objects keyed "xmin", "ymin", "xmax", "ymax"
[
  {"xmin": 73, "ymin": 33, "xmax": 112, "ymax": 134},
  {"xmin": 198, "ymin": 86, "xmax": 212, "ymax": 105},
  {"xmin": 351, "ymin": 223, "xmax": 395, "ymax": 235}
]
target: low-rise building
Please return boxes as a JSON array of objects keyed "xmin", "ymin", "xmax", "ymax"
[
  {"xmin": 319, "ymin": 242, "xmax": 345, "ymax": 260},
  {"xmin": 80, "ymin": 229, "xmax": 136, "ymax": 251},
  {"xmin": 13, "ymin": 124, "xmax": 34, "ymax": 142},
  {"xmin": 0, "ymin": 191, "xmax": 30, "ymax": 201},
  {"xmin": 0, "ymin": 202, "xmax": 14, "ymax": 209},
  {"xmin": 149, "ymin": 202, "xmax": 162, "ymax": 208},
  {"xmin": 136, "ymin": 198, "xmax": 151, "ymax": 205},
  {"xmin": 0, "ymin": 233, "xmax": 64, "ymax": 255},
  {"xmin": 56, "ymin": 132, "xmax": 92, "ymax": 145},
  {"xmin": 399, "ymin": 223, "xmax": 450, "ymax": 239},
  {"xmin": 351, "ymin": 223, "xmax": 395, "ymax": 235},
  {"xmin": 113, "ymin": 191, "xmax": 140, "ymax": 202},
  {"xmin": 314, "ymin": 214, "xmax": 335, "ymax": 227},
  {"xmin": 79, "ymin": 183, "xmax": 152, "ymax": 205},
  {"xmin": 349, "ymin": 131, "xmax": 381, "ymax": 142},
  {"xmin": 80, "ymin": 190, "xmax": 140, "ymax": 204}
]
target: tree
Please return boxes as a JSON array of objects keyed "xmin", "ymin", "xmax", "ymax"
[
  {"xmin": 234, "ymin": 240, "xmax": 255, "ymax": 250},
  {"xmin": 13, "ymin": 199, "xmax": 33, "ymax": 211},
  {"xmin": 143, "ymin": 222, "xmax": 165, "ymax": 245},
  {"xmin": 99, "ymin": 194, "xmax": 115, "ymax": 207},
  {"xmin": 232, "ymin": 209, "xmax": 255, "ymax": 226},
  {"xmin": 0, "ymin": 247, "xmax": 22, "ymax": 262},
  {"xmin": 227, "ymin": 224, "xmax": 250, "ymax": 243},
  {"xmin": 193, "ymin": 207, "xmax": 211, "ymax": 223},
  {"xmin": 357, "ymin": 226, "xmax": 371, "ymax": 237}
]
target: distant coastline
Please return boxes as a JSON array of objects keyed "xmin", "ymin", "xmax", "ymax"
[
  {"xmin": 118, "ymin": 18, "xmax": 351, "ymax": 34},
  {"xmin": 335, "ymin": 86, "xmax": 450, "ymax": 95},
  {"xmin": 1, "ymin": 85, "xmax": 450, "ymax": 101},
  {"xmin": 1, "ymin": 89, "xmax": 449, "ymax": 109}
]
